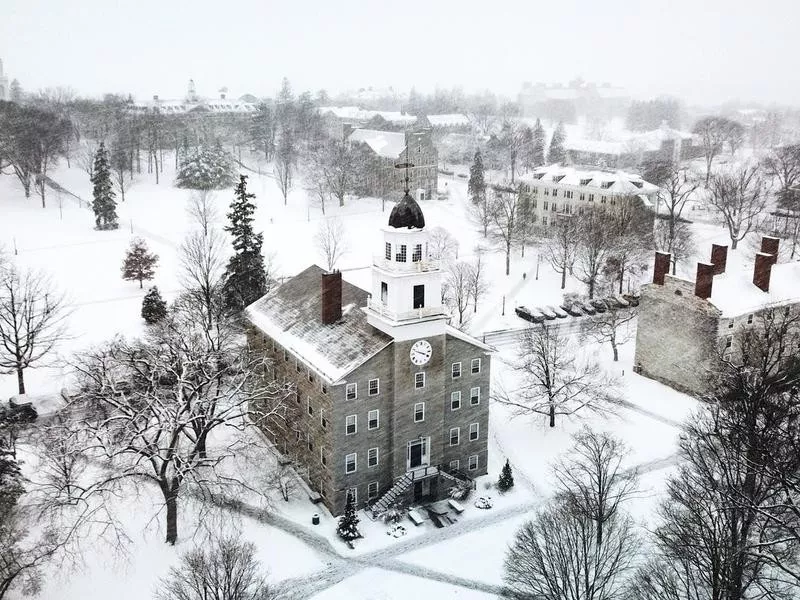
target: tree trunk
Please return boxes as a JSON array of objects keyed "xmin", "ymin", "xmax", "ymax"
[
  {"xmin": 16, "ymin": 365, "xmax": 25, "ymax": 395},
  {"xmin": 731, "ymin": 237, "xmax": 738, "ymax": 250},
  {"xmin": 197, "ymin": 431, "xmax": 208, "ymax": 459},
  {"xmin": 139, "ymin": 278, "xmax": 143, "ymax": 289},
  {"xmin": 611, "ymin": 339, "xmax": 619, "ymax": 362},
  {"xmin": 561, "ymin": 269, "xmax": 566, "ymax": 289},
  {"xmin": 40, "ymin": 179, "xmax": 47, "ymax": 208},
  {"xmin": 588, "ymin": 279, "xmax": 595, "ymax": 299},
  {"xmin": 163, "ymin": 480, "xmax": 179, "ymax": 545},
  {"xmin": 505, "ymin": 245, "xmax": 511, "ymax": 276},
  {"xmin": 549, "ymin": 403, "xmax": 555, "ymax": 428}
]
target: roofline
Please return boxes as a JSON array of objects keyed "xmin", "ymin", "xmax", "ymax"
[{"xmin": 446, "ymin": 325, "xmax": 496, "ymax": 353}]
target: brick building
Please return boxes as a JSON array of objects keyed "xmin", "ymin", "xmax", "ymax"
[
  {"xmin": 346, "ymin": 126, "xmax": 438, "ymax": 202},
  {"xmin": 246, "ymin": 193, "xmax": 490, "ymax": 515},
  {"xmin": 517, "ymin": 164, "xmax": 659, "ymax": 228},
  {"xmin": 633, "ymin": 237, "xmax": 800, "ymax": 397}
]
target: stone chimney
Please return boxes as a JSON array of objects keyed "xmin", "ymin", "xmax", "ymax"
[
  {"xmin": 694, "ymin": 262, "xmax": 714, "ymax": 299},
  {"xmin": 761, "ymin": 236, "xmax": 779, "ymax": 263},
  {"xmin": 753, "ymin": 253, "xmax": 774, "ymax": 292},
  {"xmin": 321, "ymin": 271, "xmax": 343, "ymax": 324},
  {"xmin": 653, "ymin": 251, "xmax": 671, "ymax": 285},
  {"xmin": 710, "ymin": 244, "xmax": 728, "ymax": 275}
]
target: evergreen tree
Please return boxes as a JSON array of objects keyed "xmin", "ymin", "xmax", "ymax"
[
  {"xmin": 468, "ymin": 150, "xmax": 486, "ymax": 205},
  {"xmin": 532, "ymin": 118, "xmax": 546, "ymax": 167},
  {"xmin": 547, "ymin": 122, "xmax": 567, "ymax": 165},
  {"xmin": 336, "ymin": 490, "xmax": 360, "ymax": 542},
  {"xmin": 497, "ymin": 459, "xmax": 515, "ymax": 492},
  {"xmin": 122, "ymin": 237, "xmax": 159, "ymax": 289},
  {"xmin": 175, "ymin": 144, "xmax": 235, "ymax": 190},
  {"xmin": 0, "ymin": 435, "xmax": 23, "ymax": 520},
  {"xmin": 141, "ymin": 286, "xmax": 168, "ymax": 324},
  {"xmin": 91, "ymin": 142, "xmax": 119, "ymax": 230},
  {"xmin": 222, "ymin": 175, "xmax": 267, "ymax": 312}
]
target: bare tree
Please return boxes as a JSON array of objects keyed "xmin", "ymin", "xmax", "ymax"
[
  {"xmin": 156, "ymin": 532, "xmax": 280, "ymax": 600},
  {"xmin": 428, "ymin": 226, "xmax": 459, "ymax": 262},
  {"xmin": 574, "ymin": 210, "xmax": 615, "ymax": 299},
  {"xmin": 179, "ymin": 229, "xmax": 227, "ymax": 331},
  {"xmin": 305, "ymin": 139, "xmax": 357, "ymax": 208},
  {"xmin": 69, "ymin": 309, "xmax": 292, "ymax": 545},
  {"xmin": 653, "ymin": 216, "xmax": 695, "ymax": 276},
  {"xmin": 274, "ymin": 129, "xmax": 296, "ymax": 205},
  {"xmin": 763, "ymin": 144, "xmax": 800, "ymax": 208},
  {"xmin": 581, "ymin": 305, "xmax": 638, "ymax": 362},
  {"xmin": 313, "ymin": 218, "xmax": 348, "ymax": 272},
  {"xmin": 496, "ymin": 324, "xmax": 619, "ymax": 427},
  {"xmin": 76, "ymin": 139, "xmax": 99, "ymax": 179},
  {"xmin": 504, "ymin": 500, "xmax": 638, "ymax": 600},
  {"xmin": 186, "ymin": 190, "xmax": 219, "ymax": 237},
  {"xmin": 0, "ymin": 266, "xmax": 68, "ymax": 395},
  {"xmin": 541, "ymin": 214, "xmax": 578, "ymax": 289},
  {"xmin": 469, "ymin": 191, "xmax": 492, "ymax": 238},
  {"xmin": 445, "ymin": 261, "xmax": 472, "ymax": 327},
  {"xmin": 708, "ymin": 164, "xmax": 769, "ymax": 249},
  {"xmin": 488, "ymin": 186, "xmax": 519, "ymax": 276},
  {"xmin": 554, "ymin": 427, "xmax": 639, "ymax": 548},
  {"xmin": 467, "ymin": 247, "xmax": 488, "ymax": 313},
  {"xmin": 693, "ymin": 116, "xmax": 740, "ymax": 184}
]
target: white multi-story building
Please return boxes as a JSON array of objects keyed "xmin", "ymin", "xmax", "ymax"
[{"xmin": 516, "ymin": 164, "xmax": 659, "ymax": 227}]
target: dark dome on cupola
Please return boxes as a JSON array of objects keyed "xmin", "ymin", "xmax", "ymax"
[{"xmin": 388, "ymin": 192, "xmax": 426, "ymax": 229}]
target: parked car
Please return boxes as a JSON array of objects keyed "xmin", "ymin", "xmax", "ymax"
[
  {"xmin": 622, "ymin": 293, "xmax": 640, "ymax": 307},
  {"xmin": 0, "ymin": 398, "xmax": 38, "ymax": 423},
  {"xmin": 580, "ymin": 302, "xmax": 597, "ymax": 315},
  {"xmin": 549, "ymin": 305, "xmax": 569, "ymax": 318},
  {"xmin": 561, "ymin": 303, "xmax": 583, "ymax": 317},
  {"xmin": 538, "ymin": 306, "xmax": 557, "ymax": 320},
  {"xmin": 590, "ymin": 299, "xmax": 608, "ymax": 313},
  {"xmin": 515, "ymin": 306, "xmax": 545, "ymax": 323}
]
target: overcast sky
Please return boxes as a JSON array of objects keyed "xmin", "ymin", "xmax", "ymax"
[{"xmin": 1, "ymin": 0, "xmax": 796, "ymax": 107}]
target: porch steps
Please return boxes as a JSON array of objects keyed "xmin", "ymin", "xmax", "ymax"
[{"xmin": 371, "ymin": 472, "xmax": 415, "ymax": 516}]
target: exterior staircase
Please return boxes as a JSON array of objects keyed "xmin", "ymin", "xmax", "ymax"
[{"xmin": 370, "ymin": 465, "xmax": 440, "ymax": 517}]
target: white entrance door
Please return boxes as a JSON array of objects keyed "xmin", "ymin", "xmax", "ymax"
[{"xmin": 407, "ymin": 437, "xmax": 430, "ymax": 471}]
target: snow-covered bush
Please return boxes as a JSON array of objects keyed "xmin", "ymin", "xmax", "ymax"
[{"xmin": 175, "ymin": 145, "xmax": 235, "ymax": 190}]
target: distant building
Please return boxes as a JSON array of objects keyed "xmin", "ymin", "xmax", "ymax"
[
  {"xmin": 516, "ymin": 164, "xmax": 658, "ymax": 228},
  {"xmin": 518, "ymin": 79, "xmax": 630, "ymax": 122},
  {"xmin": 127, "ymin": 79, "xmax": 257, "ymax": 115},
  {"xmin": 346, "ymin": 125, "xmax": 438, "ymax": 202},
  {"xmin": 0, "ymin": 59, "xmax": 9, "ymax": 101},
  {"xmin": 246, "ymin": 193, "xmax": 490, "ymax": 516},
  {"xmin": 633, "ymin": 237, "xmax": 800, "ymax": 396}
]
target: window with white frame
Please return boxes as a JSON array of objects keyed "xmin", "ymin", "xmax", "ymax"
[
  {"xmin": 368, "ymin": 409, "xmax": 379, "ymax": 430},
  {"xmin": 470, "ymin": 387, "xmax": 480, "ymax": 405},
  {"xmin": 471, "ymin": 358, "xmax": 481, "ymax": 374},
  {"xmin": 346, "ymin": 383, "xmax": 357, "ymax": 400},
  {"xmin": 368, "ymin": 481, "xmax": 379, "ymax": 500},
  {"xmin": 345, "ymin": 453, "xmax": 357, "ymax": 474},
  {"xmin": 307, "ymin": 439, "xmax": 313, "ymax": 451},
  {"xmin": 415, "ymin": 372, "xmax": 425, "ymax": 389},
  {"xmin": 451, "ymin": 391, "xmax": 461, "ymax": 410},
  {"xmin": 451, "ymin": 362, "xmax": 461, "ymax": 379},
  {"xmin": 589, "ymin": 194, "xmax": 594, "ymax": 202},
  {"xmin": 307, "ymin": 397, "xmax": 313, "ymax": 416},
  {"xmin": 449, "ymin": 427, "xmax": 460, "ymax": 446},
  {"xmin": 552, "ymin": 189, "xmax": 558, "ymax": 197},
  {"xmin": 307, "ymin": 369, "xmax": 315, "ymax": 383},
  {"xmin": 468, "ymin": 455, "xmax": 478, "ymax": 471},
  {"xmin": 412, "ymin": 244, "xmax": 422, "ymax": 262},
  {"xmin": 396, "ymin": 244, "xmax": 407, "ymax": 262},
  {"xmin": 469, "ymin": 422, "xmax": 479, "ymax": 441},
  {"xmin": 449, "ymin": 459, "xmax": 460, "ymax": 471},
  {"xmin": 345, "ymin": 414, "xmax": 357, "ymax": 435},
  {"xmin": 320, "ymin": 409, "xmax": 328, "ymax": 429},
  {"xmin": 320, "ymin": 449, "xmax": 327, "ymax": 466},
  {"xmin": 368, "ymin": 447, "xmax": 379, "ymax": 467},
  {"xmin": 543, "ymin": 200, "xmax": 549, "ymax": 210},
  {"xmin": 414, "ymin": 402, "xmax": 425, "ymax": 422},
  {"xmin": 368, "ymin": 378, "xmax": 379, "ymax": 396},
  {"xmin": 347, "ymin": 487, "xmax": 357, "ymax": 505}
]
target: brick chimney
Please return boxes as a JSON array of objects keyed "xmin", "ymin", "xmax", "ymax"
[
  {"xmin": 653, "ymin": 251, "xmax": 671, "ymax": 285},
  {"xmin": 694, "ymin": 262, "xmax": 714, "ymax": 299},
  {"xmin": 321, "ymin": 271, "xmax": 343, "ymax": 324},
  {"xmin": 761, "ymin": 236, "xmax": 779, "ymax": 263},
  {"xmin": 753, "ymin": 252, "xmax": 774, "ymax": 292},
  {"xmin": 710, "ymin": 244, "xmax": 728, "ymax": 275}
]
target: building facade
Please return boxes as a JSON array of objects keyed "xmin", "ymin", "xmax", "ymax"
[
  {"xmin": 633, "ymin": 237, "xmax": 800, "ymax": 397},
  {"xmin": 347, "ymin": 126, "xmax": 438, "ymax": 202},
  {"xmin": 516, "ymin": 164, "xmax": 659, "ymax": 228},
  {"xmin": 0, "ymin": 59, "xmax": 9, "ymax": 101},
  {"xmin": 246, "ymin": 193, "xmax": 490, "ymax": 515}
]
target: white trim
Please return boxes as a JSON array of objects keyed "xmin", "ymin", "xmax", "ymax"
[
  {"xmin": 368, "ymin": 409, "xmax": 379, "ymax": 430},
  {"xmin": 368, "ymin": 481, "xmax": 379, "ymax": 500},
  {"xmin": 368, "ymin": 378, "xmax": 380, "ymax": 396},
  {"xmin": 414, "ymin": 402, "xmax": 425, "ymax": 422},
  {"xmin": 468, "ymin": 454, "xmax": 478, "ymax": 471},
  {"xmin": 470, "ymin": 386, "xmax": 481, "ymax": 405},
  {"xmin": 368, "ymin": 446, "xmax": 379, "ymax": 467},
  {"xmin": 346, "ymin": 414, "xmax": 357, "ymax": 435},
  {"xmin": 346, "ymin": 382, "xmax": 357, "ymax": 400},
  {"xmin": 451, "ymin": 362, "xmax": 462, "ymax": 379},
  {"xmin": 345, "ymin": 453, "xmax": 357, "ymax": 474},
  {"xmin": 471, "ymin": 358, "xmax": 481, "ymax": 374},
  {"xmin": 445, "ymin": 324, "xmax": 495, "ymax": 352},
  {"xmin": 450, "ymin": 391, "xmax": 461, "ymax": 410},
  {"xmin": 449, "ymin": 459, "xmax": 460, "ymax": 471},
  {"xmin": 469, "ymin": 422, "xmax": 479, "ymax": 441},
  {"xmin": 415, "ymin": 372, "xmax": 426, "ymax": 389},
  {"xmin": 449, "ymin": 427, "xmax": 460, "ymax": 446}
]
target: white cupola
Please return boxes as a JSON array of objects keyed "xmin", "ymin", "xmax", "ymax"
[{"xmin": 364, "ymin": 192, "xmax": 447, "ymax": 341}]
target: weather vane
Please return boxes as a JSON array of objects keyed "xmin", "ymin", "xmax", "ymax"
[{"xmin": 394, "ymin": 144, "xmax": 414, "ymax": 195}]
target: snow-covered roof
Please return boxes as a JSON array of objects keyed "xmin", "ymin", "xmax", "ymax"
[
  {"xmin": 566, "ymin": 138, "xmax": 627, "ymax": 155},
  {"xmin": 708, "ymin": 261, "xmax": 800, "ymax": 318},
  {"xmin": 319, "ymin": 106, "xmax": 416, "ymax": 125},
  {"xmin": 246, "ymin": 266, "xmax": 392, "ymax": 383},
  {"xmin": 426, "ymin": 114, "xmax": 470, "ymax": 127},
  {"xmin": 348, "ymin": 128, "xmax": 407, "ymax": 159},
  {"xmin": 523, "ymin": 164, "xmax": 659, "ymax": 195}
]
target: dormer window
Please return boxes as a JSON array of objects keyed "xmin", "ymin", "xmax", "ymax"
[
  {"xmin": 579, "ymin": 178, "xmax": 592, "ymax": 186},
  {"xmin": 601, "ymin": 181, "xmax": 614, "ymax": 189}
]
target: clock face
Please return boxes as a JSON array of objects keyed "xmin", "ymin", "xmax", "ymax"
[{"xmin": 410, "ymin": 340, "xmax": 432, "ymax": 366}]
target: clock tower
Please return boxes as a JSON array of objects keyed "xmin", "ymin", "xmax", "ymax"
[{"xmin": 363, "ymin": 190, "xmax": 448, "ymax": 341}]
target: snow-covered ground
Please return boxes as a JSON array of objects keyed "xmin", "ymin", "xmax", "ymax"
[{"xmin": 0, "ymin": 149, "xmax": 717, "ymax": 599}]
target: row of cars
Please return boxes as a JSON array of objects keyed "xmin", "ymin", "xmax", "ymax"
[{"xmin": 515, "ymin": 294, "xmax": 639, "ymax": 324}]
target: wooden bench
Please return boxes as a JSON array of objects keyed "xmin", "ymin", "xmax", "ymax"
[
  {"xmin": 408, "ymin": 509, "xmax": 425, "ymax": 526},
  {"xmin": 308, "ymin": 491, "xmax": 323, "ymax": 504},
  {"xmin": 448, "ymin": 499, "xmax": 465, "ymax": 514}
]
